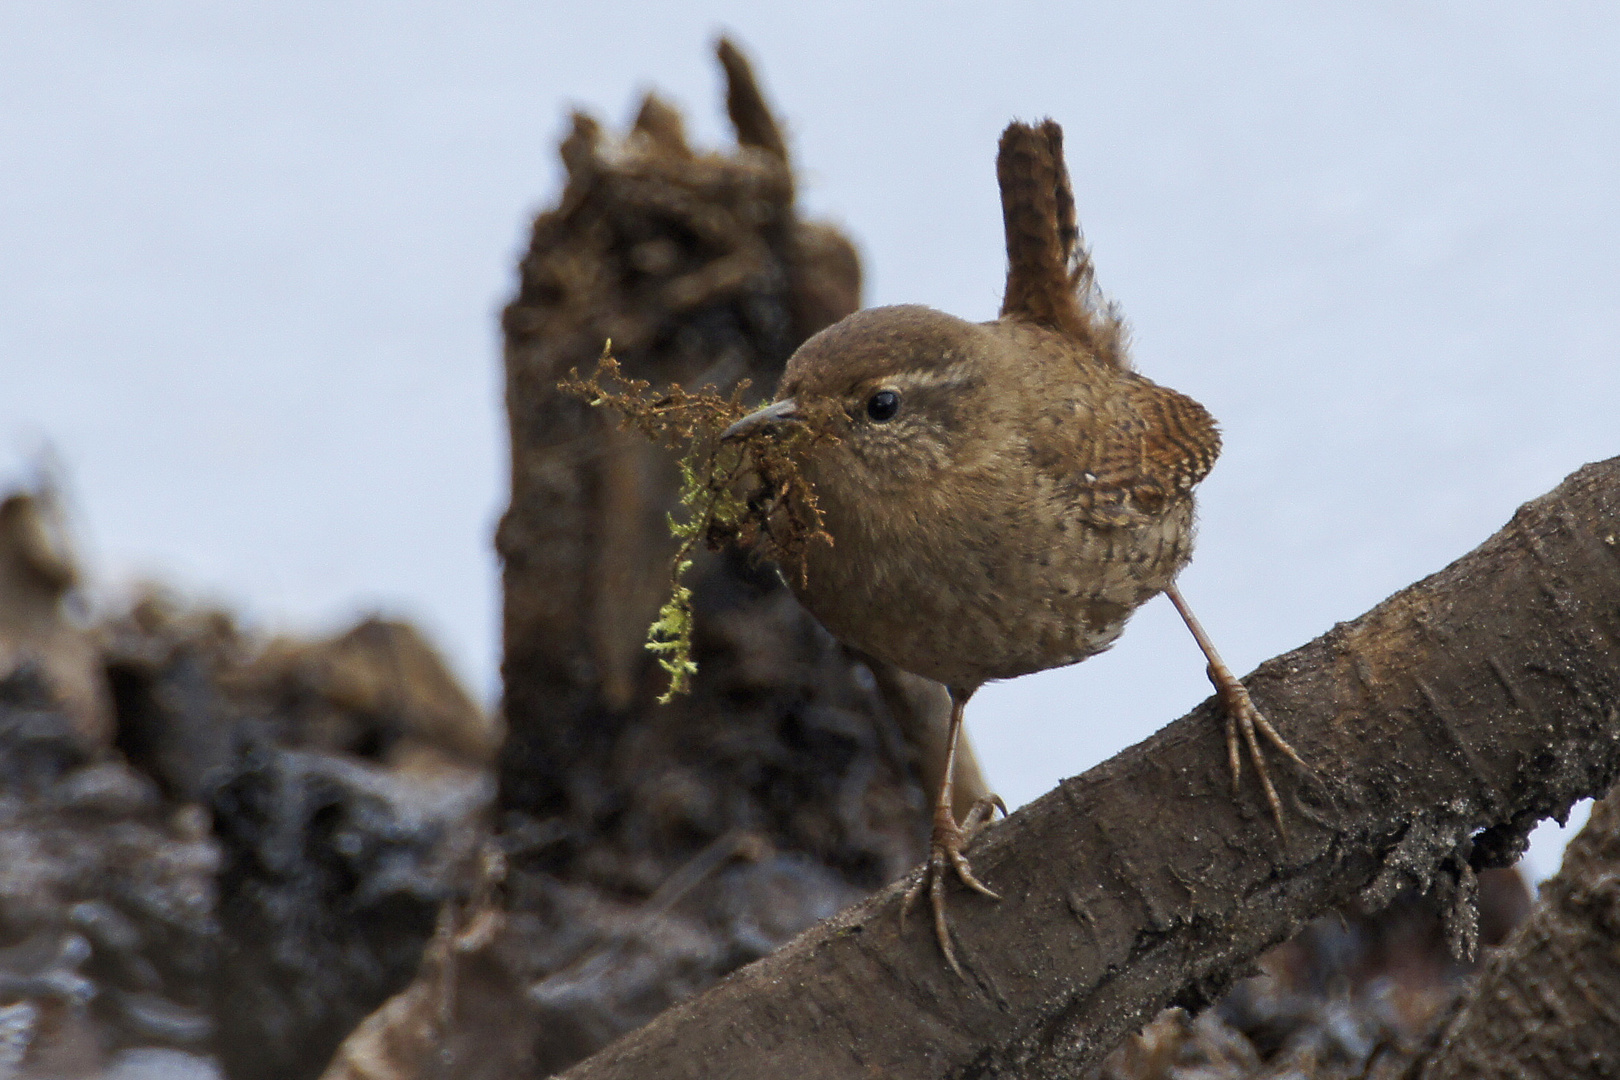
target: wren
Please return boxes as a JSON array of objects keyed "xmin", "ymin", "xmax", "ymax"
[{"xmin": 724, "ymin": 119, "xmax": 1303, "ymax": 976}]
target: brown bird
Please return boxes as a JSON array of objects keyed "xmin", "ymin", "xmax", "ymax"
[{"xmin": 725, "ymin": 119, "xmax": 1303, "ymax": 975}]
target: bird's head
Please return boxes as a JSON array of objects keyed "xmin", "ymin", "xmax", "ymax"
[{"xmin": 723, "ymin": 304, "xmax": 1000, "ymax": 496}]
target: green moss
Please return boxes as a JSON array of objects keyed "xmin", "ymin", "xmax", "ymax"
[
  {"xmin": 646, "ymin": 568, "xmax": 696, "ymax": 702},
  {"xmin": 560, "ymin": 346, "xmax": 827, "ymax": 701}
]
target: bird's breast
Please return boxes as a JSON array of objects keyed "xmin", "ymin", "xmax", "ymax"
[{"xmin": 788, "ymin": 464, "xmax": 1197, "ymax": 688}]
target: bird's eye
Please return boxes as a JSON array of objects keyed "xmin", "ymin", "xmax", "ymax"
[{"xmin": 866, "ymin": 390, "xmax": 901, "ymax": 422}]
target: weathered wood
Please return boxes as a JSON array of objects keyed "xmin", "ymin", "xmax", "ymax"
[
  {"xmin": 560, "ymin": 456, "xmax": 1620, "ymax": 1080},
  {"xmin": 1419, "ymin": 785, "xmax": 1620, "ymax": 1078}
]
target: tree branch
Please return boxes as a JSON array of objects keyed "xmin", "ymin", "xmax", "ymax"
[
  {"xmin": 560, "ymin": 456, "xmax": 1620, "ymax": 1080},
  {"xmin": 1418, "ymin": 785, "xmax": 1620, "ymax": 1078}
]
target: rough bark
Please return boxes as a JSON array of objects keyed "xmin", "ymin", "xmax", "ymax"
[
  {"xmin": 1418, "ymin": 784, "xmax": 1620, "ymax": 1078},
  {"xmin": 559, "ymin": 455, "xmax": 1620, "ymax": 1080},
  {"xmin": 496, "ymin": 39, "xmax": 863, "ymax": 822}
]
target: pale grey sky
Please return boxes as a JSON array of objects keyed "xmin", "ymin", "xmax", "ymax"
[{"xmin": 3, "ymin": 2, "xmax": 1616, "ymax": 876}]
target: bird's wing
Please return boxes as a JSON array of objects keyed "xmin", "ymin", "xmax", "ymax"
[{"xmin": 1042, "ymin": 376, "xmax": 1221, "ymax": 527}]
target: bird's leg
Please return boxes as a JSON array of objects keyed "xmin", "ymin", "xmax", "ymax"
[
  {"xmin": 1164, "ymin": 583, "xmax": 1308, "ymax": 835},
  {"xmin": 901, "ymin": 685, "xmax": 1005, "ymax": 978}
]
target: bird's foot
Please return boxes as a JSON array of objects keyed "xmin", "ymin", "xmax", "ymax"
[
  {"xmin": 902, "ymin": 795, "xmax": 1006, "ymax": 978},
  {"xmin": 1209, "ymin": 664, "xmax": 1309, "ymax": 837}
]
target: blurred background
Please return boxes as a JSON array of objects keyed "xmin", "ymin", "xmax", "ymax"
[{"xmin": 3, "ymin": 1, "xmax": 1615, "ymax": 878}]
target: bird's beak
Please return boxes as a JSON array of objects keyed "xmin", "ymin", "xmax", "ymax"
[{"xmin": 722, "ymin": 398, "xmax": 802, "ymax": 441}]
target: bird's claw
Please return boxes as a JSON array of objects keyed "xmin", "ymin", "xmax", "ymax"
[
  {"xmin": 1209, "ymin": 664, "xmax": 1309, "ymax": 837},
  {"xmin": 901, "ymin": 796, "xmax": 1004, "ymax": 978},
  {"xmin": 961, "ymin": 793, "xmax": 1007, "ymax": 838}
]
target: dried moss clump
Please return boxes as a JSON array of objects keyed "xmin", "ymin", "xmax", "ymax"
[{"xmin": 561, "ymin": 348, "xmax": 829, "ymax": 699}]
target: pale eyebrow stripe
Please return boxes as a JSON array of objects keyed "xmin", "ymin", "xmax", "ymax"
[{"xmin": 883, "ymin": 362, "xmax": 979, "ymax": 395}]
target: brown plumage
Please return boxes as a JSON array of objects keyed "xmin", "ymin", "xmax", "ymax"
[
  {"xmin": 725, "ymin": 119, "xmax": 1303, "ymax": 977},
  {"xmin": 997, "ymin": 120, "xmax": 1125, "ymax": 366}
]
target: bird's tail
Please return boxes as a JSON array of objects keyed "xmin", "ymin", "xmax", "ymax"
[
  {"xmin": 718, "ymin": 38, "xmax": 790, "ymax": 166},
  {"xmin": 996, "ymin": 119, "xmax": 1128, "ymax": 369}
]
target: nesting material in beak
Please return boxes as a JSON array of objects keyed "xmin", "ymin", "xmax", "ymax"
[{"xmin": 722, "ymin": 398, "xmax": 802, "ymax": 440}]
